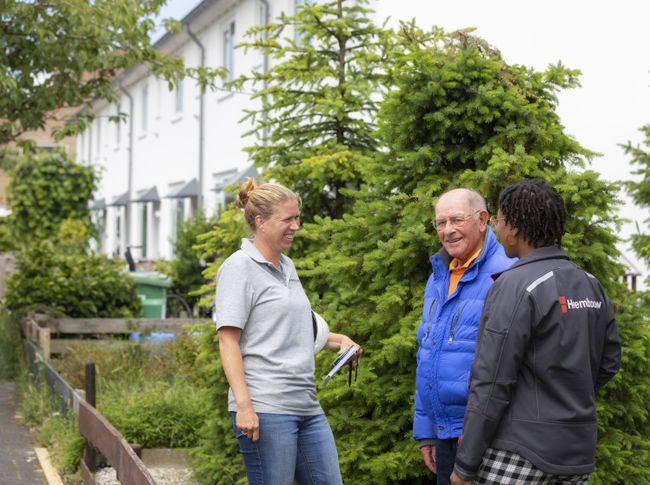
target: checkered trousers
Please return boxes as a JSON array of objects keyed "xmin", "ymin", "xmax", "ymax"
[{"xmin": 475, "ymin": 448, "xmax": 590, "ymax": 484}]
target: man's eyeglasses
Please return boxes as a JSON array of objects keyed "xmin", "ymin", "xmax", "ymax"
[{"xmin": 435, "ymin": 210, "xmax": 482, "ymax": 231}]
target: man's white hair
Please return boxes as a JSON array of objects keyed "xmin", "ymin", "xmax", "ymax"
[{"xmin": 435, "ymin": 188, "xmax": 487, "ymax": 212}]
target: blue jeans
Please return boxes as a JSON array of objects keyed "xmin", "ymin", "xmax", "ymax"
[
  {"xmin": 435, "ymin": 438, "xmax": 458, "ymax": 485},
  {"xmin": 231, "ymin": 412, "xmax": 343, "ymax": 485}
]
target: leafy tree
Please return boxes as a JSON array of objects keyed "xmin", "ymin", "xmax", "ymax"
[
  {"xmin": 234, "ymin": 0, "xmax": 390, "ymax": 220},
  {"xmin": 0, "ymin": 1, "xmax": 223, "ymax": 144},
  {"xmin": 623, "ymin": 124, "xmax": 650, "ymax": 270},
  {"xmin": 6, "ymin": 150, "xmax": 97, "ymax": 245}
]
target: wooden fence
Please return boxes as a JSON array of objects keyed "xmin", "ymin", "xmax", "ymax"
[
  {"xmin": 78, "ymin": 399, "xmax": 156, "ymax": 484},
  {"xmin": 23, "ymin": 315, "xmax": 196, "ymax": 359},
  {"xmin": 23, "ymin": 314, "xmax": 203, "ymax": 485}
]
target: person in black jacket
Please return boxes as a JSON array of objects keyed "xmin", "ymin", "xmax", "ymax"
[{"xmin": 451, "ymin": 179, "xmax": 621, "ymax": 485}]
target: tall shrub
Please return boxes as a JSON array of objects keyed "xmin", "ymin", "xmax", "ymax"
[
  {"xmin": 5, "ymin": 221, "xmax": 140, "ymax": 318},
  {"xmin": 6, "ymin": 151, "xmax": 97, "ymax": 245},
  {"xmin": 158, "ymin": 210, "xmax": 218, "ymax": 316}
]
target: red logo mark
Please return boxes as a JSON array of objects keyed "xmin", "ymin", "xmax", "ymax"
[{"xmin": 559, "ymin": 296, "xmax": 568, "ymax": 313}]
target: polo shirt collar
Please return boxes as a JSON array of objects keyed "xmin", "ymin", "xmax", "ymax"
[
  {"xmin": 240, "ymin": 238, "xmax": 291, "ymax": 280},
  {"xmin": 241, "ymin": 237, "xmax": 267, "ymax": 263}
]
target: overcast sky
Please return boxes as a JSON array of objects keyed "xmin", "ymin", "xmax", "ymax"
[{"xmin": 158, "ymin": 0, "xmax": 650, "ymax": 277}]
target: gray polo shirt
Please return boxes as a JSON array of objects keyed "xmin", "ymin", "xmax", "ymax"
[{"xmin": 215, "ymin": 238, "xmax": 323, "ymax": 416}]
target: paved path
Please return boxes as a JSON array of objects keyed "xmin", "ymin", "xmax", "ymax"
[{"xmin": 0, "ymin": 381, "xmax": 47, "ymax": 484}]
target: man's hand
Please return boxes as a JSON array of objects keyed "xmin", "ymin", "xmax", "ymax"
[
  {"xmin": 450, "ymin": 471, "xmax": 472, "ymax": 485},
  {"xmin": 420, "ymin": 445, "xmax": 436, "ymax": 474}
]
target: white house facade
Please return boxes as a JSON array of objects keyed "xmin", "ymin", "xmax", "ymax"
[{"xmin": 78, "ymin": 0, "xmax": 308, "ymax": 262}]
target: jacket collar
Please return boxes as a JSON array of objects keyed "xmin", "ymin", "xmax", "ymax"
[{"xmin": 492, "ymin": 245, "xmax": 569, "ymax": 280}]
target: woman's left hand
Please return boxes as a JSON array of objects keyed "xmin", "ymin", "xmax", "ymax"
[{"xmin": 328, "ymin": 333, "xmax": 362, "ymax": 365}]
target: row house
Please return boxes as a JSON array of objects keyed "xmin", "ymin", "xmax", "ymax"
[{"xmin": 78, "ymin": 0, "xmax": 308, "ymax": 262}]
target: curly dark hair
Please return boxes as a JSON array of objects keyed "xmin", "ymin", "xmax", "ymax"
[{"xmin": 498, "ymin": 179, "xmax": 566, "ymax": 248}]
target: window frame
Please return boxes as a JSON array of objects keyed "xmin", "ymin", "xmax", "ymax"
[{"xmin": 223, "ymin": 21, "xmax": 236, "ymax": 81}]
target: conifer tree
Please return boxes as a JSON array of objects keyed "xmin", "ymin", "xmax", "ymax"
[
  {"xmin": 623, "ymin": 124, "xmax": 650, "ymax": 271},
  {"xmin": 193, "ymin": 19, "xmax": 650, "ymax": 485},
  {"xmin": 233, "ymin": 0, "xmax": 390, "ymax": 220},
  {"xmin": 301, "ymin": 26, "xmax": 650, "ymax": 483},
  {"xmin": 193, "ymin": 2, "xmax": 389, "ymax": 481}
]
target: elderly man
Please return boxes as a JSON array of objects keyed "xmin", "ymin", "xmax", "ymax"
[
  {"xmin": 414, "ymin": 188, "xmax": 514, "ymax": 485},
  {"xmin": 451, "ymin": 180, "xmax": 620, "ymax": 485}
]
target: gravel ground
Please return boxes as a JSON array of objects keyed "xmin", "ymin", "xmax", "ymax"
[
  {"xmin": 94, "ymin": 449, "xmax": 199, "ymax": 485},
  {"xmin": 94, "ymin": 465, "xmax": 199, "ymax": 485}
]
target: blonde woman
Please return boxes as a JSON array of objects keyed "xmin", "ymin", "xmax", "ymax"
[{"xmin": 215, "ymin": 178, "xmax": 360, "ymax": 485}]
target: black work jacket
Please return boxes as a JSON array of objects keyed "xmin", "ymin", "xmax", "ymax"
[{"xmin": 454, "ymin": 246, "xmax": 621, "ymax": 479}]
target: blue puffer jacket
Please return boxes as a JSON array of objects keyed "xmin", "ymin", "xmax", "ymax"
[{"xmin": 413, "ymin": 228, "xmax": 515, "ymax": 441}]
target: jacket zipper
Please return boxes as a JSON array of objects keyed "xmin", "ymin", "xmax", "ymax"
[
  {"xmin": 448, "ymin": 301, "xmax": 466, "ymax": 344},
  {"xmin": 424, "ymin": 299, "xmax": 437, "ymax": 340}
]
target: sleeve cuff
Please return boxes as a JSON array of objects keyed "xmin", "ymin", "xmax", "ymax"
[
  {"xmin": 417, "ymin": 439, "xmax": 436, "ymax": 448},
  {"xmin": 453, "ymin": 463, "xmax": 476, "ymax": 481}
]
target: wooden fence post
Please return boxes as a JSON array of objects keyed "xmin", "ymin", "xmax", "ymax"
[
  {"xmin": 39, "ymin": 327, "xmax": 51, "ymax": 361},
  {"xmin": 84, "ymin": 361, "xmax": 97, "ymax": 473}
]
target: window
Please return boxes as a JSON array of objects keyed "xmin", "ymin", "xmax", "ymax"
[
  {"xmin": 257, "ymin": 0, "xmax": 267, "ymax": 25},
  {"xmin": 87, "ymin": 128, "xmax": 92, "ymax": 161},
  {"xmin": 175, "ymin": 199, "xmax": 185, "ymax": 237},
  {"xmin": 96, "ymin": 118, "xmax": 101, "ymax": 153},
  {"xmin": 93, "ymin": 209, "xmax": 107, "ymax": 253},
  {"xmin": 153, "ymin": 201, "xmax": 160, "ymax": 259},
  {"xmin": 223, "ymin": 21, "xmax": 235, "ymax": 81},
  {"xmin": 115, "ymin": 104, "xmax": 121, "ymax": 145},
  {"xmin": 294, "ymin": 0, "xmax": 314, "ymax": 43},
  {"xmin": 175, "ymin": 75, "xmax": 183, "ymax": 113},
  {"xmin": 141, "ymin": 84, "xmax": 148, "ymax": 131},
  {"xmin": 80, "ymin": 133, "xmax": 85, "ymax": 162},
  {"xmin": 115, "ymin": 211, "xmax": 122, "ymax": 256},
  {"xmin": 295, "ymin": 0, "xmax": 314, "ymax": 11},
  {"xmin": 141, "ymin": 204, "xmax": 148, "ymax": 259}
]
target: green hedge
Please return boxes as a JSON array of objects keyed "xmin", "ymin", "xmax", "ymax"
[{"xmin": 5, "ymin": 239, "xmax": 141, "ymax": 318}]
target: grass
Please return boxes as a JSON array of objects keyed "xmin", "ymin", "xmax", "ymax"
[
  {"xmin": 38, "ymin": 411, "xmax": 85, "ymax": 480},
  {"xmin": 16, "ymin": 374, "xmax": 85, "ymax": 483},
  {"xmin": 49, "ymin": 333, "xmax": 209, "ymax": 447},
  {"xmin": 0, "ymin": 295, "xmax": 207, "ymax": 480},
  {"xmin": 0, "ymin": 311, "xmax": 23, "ymax": 379},
  {"xmin": 15, "ymin": 326, "xmax": 208, "ymax": 481}
]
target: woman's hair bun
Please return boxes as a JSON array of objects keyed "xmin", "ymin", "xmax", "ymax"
[{"xmin": 236, "ymin": 178, "xmax": 257, "ymax": 209}]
